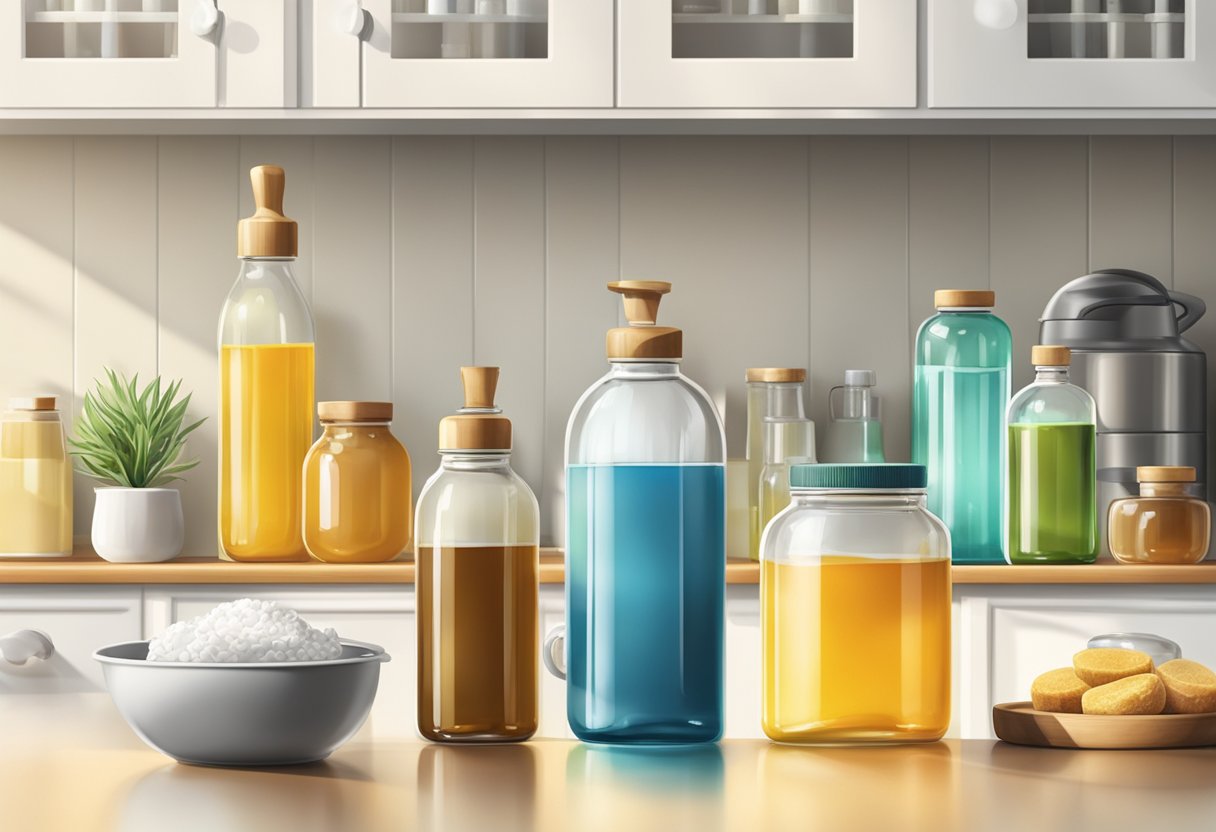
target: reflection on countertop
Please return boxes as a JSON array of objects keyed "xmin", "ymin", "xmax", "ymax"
[{"xmin": 2, "ymin": 694, "xmax": 1216, "ymax": 832}]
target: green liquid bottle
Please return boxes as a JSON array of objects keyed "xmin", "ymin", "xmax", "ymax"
[{"xmin": 1005, "ymin": 346, "xmax": 1098, "ymax": 564}]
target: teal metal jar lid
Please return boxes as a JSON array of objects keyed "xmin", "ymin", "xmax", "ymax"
[{"xmin": 789, "ymin": 463, "xmax": 927, "ymax": 490}]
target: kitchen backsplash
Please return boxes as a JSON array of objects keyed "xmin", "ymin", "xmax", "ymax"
[{"xmin": 0, "ymin": 134, "xmax": 1212, "ymax": 551}]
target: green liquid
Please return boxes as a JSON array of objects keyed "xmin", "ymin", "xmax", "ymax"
[{"xmin": 1007, "ymin": 422, "xmax": 1098, "ymax": 564}]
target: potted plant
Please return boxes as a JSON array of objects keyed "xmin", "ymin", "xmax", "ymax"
[{"xmin": 70, "ymin": 369, "xmax": 205, "ymax": 563}]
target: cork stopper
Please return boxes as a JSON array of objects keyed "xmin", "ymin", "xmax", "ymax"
[
  {"xmin": 935, "ymin": 289, "xmax": 995, "ymax": 309},
  {"xmin": 746, "ymin": 368, "xmax": 806, "ymax": 384},
  {"xmin": 7, "ymin": 396, "xmax": 57, "ymax": 411},
  {"xmin": 606, "ymin": 281, "xmax": 682, "ymax": 360},
  {"xmin": 1137, "ymin": 466, "xmax": 1197, "ymax": 483},
  {"xmin": 438, "ymin": 367, "xmax": 512, "ymax": 452},
  {"xmin": 318, "ymin": 401, "xmax": 393, "ymax": 423},
  {"xmin": 238, "ymin": 165, "xmax": 298, "ymax": 258},
  {"xmin": 1031, "ymin": 345, "xmax": 1071, "ymax": 367}
]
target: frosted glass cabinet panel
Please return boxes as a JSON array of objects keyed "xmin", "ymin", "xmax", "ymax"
[
  {"xmin": 360, "ymin": 0, "xmax": 613, "ymax": 107},
  {"xmin": 618, "ymin": 0, "xmax": 915, "ymax": 108},
  {"xmin": 0, "ymin": 0, "xmax": 217, "ymax": 106},
  {"xmin": 930, "ymin": 0, "xmax": 1216, "ymax": 107}
]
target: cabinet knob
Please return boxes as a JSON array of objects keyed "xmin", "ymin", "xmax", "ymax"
[
  {"xmin": 190, "ymin": 0, "xmax": 220, "ymax": 38},
  {"xmin": 974, "ymin": 0, "xmax": 1018, "ymax": 30},
  {"xmin": 543, "ymin": 625, "xmax": 566, "ymax": 681},
  {"xmin": 0, "ymin": 630, "xmax": 55, "ymax": 666},
  {"xmin": 335, "ymin": 1, "xmax": 369, "ymax": 37}
]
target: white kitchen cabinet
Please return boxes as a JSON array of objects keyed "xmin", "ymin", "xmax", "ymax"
[
  {"xmin": 0, "ymin": 586, "xmax": 141, "ymax": 693},
  {"xmin": 929, "ymin": 0, "xmax": 1216, "ymax": 108},
  {"xmin": 617, "ymin": 0, "xmax": 916, "ymax": 108},
  {"xmin": 332, "ymin": 0, "xmax": 614, "ymax": 108}
]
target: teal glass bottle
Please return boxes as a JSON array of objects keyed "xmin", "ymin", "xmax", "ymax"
[
  {"xmin": 913, "ymin": 290, "xmax": 1012, "ymax": 565},
  {"xmin": 1005, "ymin": 346, "xmax": 1098, "ymax": 564}
]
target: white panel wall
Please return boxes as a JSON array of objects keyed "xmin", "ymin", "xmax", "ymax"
[{"xmin": 0, "ymin": 136, "xmax": 1212, "ymax": 551}]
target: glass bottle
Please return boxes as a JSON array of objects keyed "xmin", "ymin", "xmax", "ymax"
[
  {"xmin": 303, "ymin": 401, "xmax": 412, "ymax": 564},
  {"xmin": 913, "ymin": 289, "xmax": 1012, "ymax": 564},
  {"xmin": 218, "ymin": 165, "xmax": 316, "ymax": 562},
  {"xmin": 757, "ymin": 417, "xmax": 816, "ymax": 546},
  {"xmin": 565, "ymin": 281, "xmax": 725, "ymax": 744},
  {"xmin": 822, "ymin": 369, "xmax": 886, "ymax": 463},
  {"xmin": 416, "ymin": 367, "xmax": 539, "ymax": 743},
  {"xmin": 1109, "ymin": 466, "xmax": 1211, "ymax": 565},
  {"xmin": 761, "ymin": 463, "xmax": 951, "ymax": 744},
  {"xmin": 0, "ymin": 397, "xmax": 72, "ymax": 558},
  {"xmin": 1006, "ymin": 346, "xmax": 1098, "ymax": 564},
  {"xmin": 746, "ymin": 368, "xmax": 808, "ymax": 561}
]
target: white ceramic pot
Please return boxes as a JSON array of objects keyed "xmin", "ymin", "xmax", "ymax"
[{"xmin": 91, "ymin": 488, "xmax": 185, "ymax": 563}]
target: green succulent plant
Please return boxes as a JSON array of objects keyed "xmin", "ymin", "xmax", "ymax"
[{"xmin": 70, "ymin": 369, "xmax": 205, "ymax": 489}]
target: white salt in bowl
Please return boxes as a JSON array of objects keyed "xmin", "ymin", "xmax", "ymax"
[{"xmin": 94, "ymin": 640, "xmax": 389, "ymax": 767}]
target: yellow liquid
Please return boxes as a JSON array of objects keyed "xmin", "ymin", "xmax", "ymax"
[
  {"xmin": 0, "ymin": 418, "xmax": 72, "ymax": 556},
  {"xmin": 220, "ymin": 343, "xmax": 315, "ymax": 562},
  {"xmin": 763, "ymin": 556, "xmax": 951, "ymax": 744},
  {"xmin": 304, "ymin": 424, "xmax": 412, "ymax": 563}
]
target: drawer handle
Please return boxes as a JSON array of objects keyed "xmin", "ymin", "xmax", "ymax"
[
  {"xmin": 335, "ymin": 0, "xmax": 369, "ymax": 37},
  {"xmin": 543, "ymin": 625, "xmax": 566, "ymax": 681},
  {"xmin": 0, "ymin": 630, "xmax": 55, "ymax": 666},
  {"xmin": 190, "ymin": 0, "xmax": 219, "ymax": 38},
  {"xmin": 974, "ymin": 0, "xmax": 1018, "ymax": 30}
]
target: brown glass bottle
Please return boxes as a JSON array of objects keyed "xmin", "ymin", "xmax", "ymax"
[{"xmin": 1109, "ymin": 466, "xmax": 1211, "ymax": 565}]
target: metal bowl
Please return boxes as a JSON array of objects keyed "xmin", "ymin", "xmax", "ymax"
[{"xmin": 95, "ymin": 640, "xmax": 389, "ymax": 767}]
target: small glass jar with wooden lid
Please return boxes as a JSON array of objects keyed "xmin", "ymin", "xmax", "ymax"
[
  {"xmin": 303, "ymin": 401, "xmax": 412, "ymax": 564},
  {"xmin": 1108, "ymin": 467, "xmax": 1211, "ymax": 565}
]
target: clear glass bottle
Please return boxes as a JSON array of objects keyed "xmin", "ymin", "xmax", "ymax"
[
  {"xmin": 757, "ymin": 417, "xmax": 816, "ymax": 543},
  {"xmin": 566, "ymin": 281, "xmax": 725, "ymax": 744},
  {"xmin": 218, "ymin": 166, "xmax": 316, "ymax": 562},
  {"xmin": 1006, "ymin": 346, "xmax": 1098, "ymax": 565},
  {"xmin": 416, "ymin": 367, "xmax": 539, "ymax": 743},
  {"xmin": 761, "ymin": 464, "xmax": 951, "ymax": 745},
  {"xmin": 1109, "ymin": 466, "xmax": 1211, "ymax": 565},
  {"xmin": 822, "ymin": 369, "xmax": 886, "ymax": 463},
  {"xmin": 913, "ymin": 289, "xmax": 1012, "ymax": 565},
  {"xmin": 303, "ymin": 402, "xmax": 412, "ymax": 564},
  {"xmin": 746, "ymin": 368, "xmax": 808, "ymax": 561},
  {"xmin": 0, "ymin": 397, "xmax": 72, "ymax": 558}
]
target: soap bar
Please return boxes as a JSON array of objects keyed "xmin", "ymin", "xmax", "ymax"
[
  {"xmin": 1073, "ymin": 647, "xmax": 1153, "ymax": 687},
  {"xmin": 1030, "ymin": 667, "xmax": 1090, "ymax": 714},
  {"xmin": 1156, "ymin": 659, "xmax": 1216, "ymax": 714},
  {"xmin": 1081, "ymin": 674, "xmax": 1166, "ymax": 716}
]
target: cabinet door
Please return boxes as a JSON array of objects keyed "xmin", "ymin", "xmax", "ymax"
[
  {"xmin": 0, "ymin": 0, "xmax": 220, "ymax": 107},
  {"xmin": 955, "ymin": 585, "xmax": 1216, "ymax": 739},
  {"xmin": 618, "ymin": 0, "xmax": 915, "ymax": 108},
  {"xmin": 145, "ymin": 586, "xmax": 417, "ymax": 741},
  {"xmin": 0, "ymin": 586, "xmax": 142, "ymax": 693},
  {"xmin": 930, "ymin": 0, "xmax": 1216, "ymax": 107},
  {"xmin": 360, "ymin": 0, "xmax": 613, "ymax": 108}
]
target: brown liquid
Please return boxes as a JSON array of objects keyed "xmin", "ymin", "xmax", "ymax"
[
  {"xmin": 417, "ymin": 544, "xmax": 539, "ymax": 742},
  {"xmin": 1109, "ymin": 497, "xmax": 1211, "ymax": 564}
]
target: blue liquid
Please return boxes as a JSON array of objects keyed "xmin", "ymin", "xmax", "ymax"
[
  {"xmin": 566, "ymin": 463, "xmax": 725, "ymax": 744},
  {"xmin": 913, "ymin": 365, "xmax": 1008, "ymax": 564}
]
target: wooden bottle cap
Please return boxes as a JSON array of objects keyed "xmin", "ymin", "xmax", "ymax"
[
  {"xmin": 238, "ymin": 165, "xmax": 298, "ymax": 258},
  {"xmin": 746, "ymin": 368, "xmax": 806, "ymax": 383},
  {"xmin": 1031, "ymin": 345, "xmax": 1071, "ymax": 366},
  {"xmin": 935, "ymin": 289, "xmax": 995, "ymax": 309},
  {"xmin": 318, "ymin": 401, "xmax": 393, "ymax": 423},
  {"xmin": 439, "ymin": 367, "xmax": 512, "ymax": 452},
  {"xmin": 1137, "ymin": 466, "xmax": 1197, "ymax": 483},
  {"xmin": 460, "ymin": 366, "xmax": 499, "ymax": 409},
  {"xmin": 7, "ymin": 396, "xmax": 57, "ymax": 411},
  {"xmin": 606, "ymin": 281, "xmax": 682, "ymax": 360}
]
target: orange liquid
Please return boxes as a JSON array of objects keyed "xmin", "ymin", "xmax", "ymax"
[
  {"xmin": 417, "ymin": 545, "xmax": 539, "ymax": 743},
  {"xmin": 763, "ymin": 556, "xmax": 951, "ymax": 744},
  {"xmin": 220, "ymin": 343, "xmax": 315, "ymax": 562}
]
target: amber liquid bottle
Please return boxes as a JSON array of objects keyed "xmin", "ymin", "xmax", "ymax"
[
  {"xmin": 1109, "ymin": 466, "xmax": 1211, "ymax": 565},
  {"xmin": 415, "ymin": 368, "xmax": 540, "ymax": 742}
]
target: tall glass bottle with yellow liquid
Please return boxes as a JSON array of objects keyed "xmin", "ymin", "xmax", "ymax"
[{"xmin": 218, "ymin": 165, "xmax": 315, "ymax": 562}]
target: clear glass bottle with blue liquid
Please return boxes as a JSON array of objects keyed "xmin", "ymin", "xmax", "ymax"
[
  {"xmin": 563, "ymin": 280, "xmax": 725, "ymax": 744},
  {"xmin": 913, "ymin": 290, "xmax": 1012, "ymax": 564}
]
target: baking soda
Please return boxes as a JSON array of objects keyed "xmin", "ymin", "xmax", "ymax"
[{"xmin": 146, "ymin": 598, "xmax": 342, "ymax": 663}]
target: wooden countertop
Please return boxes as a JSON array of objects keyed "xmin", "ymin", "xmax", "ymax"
[{"xmin": 1, "ymin": 546, "xmax": 1215, "ymax": 584}]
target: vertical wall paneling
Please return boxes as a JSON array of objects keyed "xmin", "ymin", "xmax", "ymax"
[
  {"xmin": 238, "ymin": 137, "xmax": 316, "ymax": 303},
  {"xmin": 809, "ymin": 137, "xmax": 911, "ymax": 461},
  {"xmin": 908, "ymin": 137, "xmax": 990, "ymax": 333},
  {"xmin": 472, "ymin": 137, "xmax": 547, "ymax": 496},
  {"xmin": 313, "ymin": 137, "xmax": 394, "ymax": 403},
  {"xmin": 157, "ymin": 137, "xmax": 240, "ymax": 556},
  {"xmin": 1089, "ymin": 136, "xmax": 1174, "ymax": 286},
  {"xmin": 73, "ymin": 137, "xmax": 160, "ymax": 532},
  {"xmin": 620, "ymin": 137, "xmax": 811, "ymax": 459},
  {"xmin": 1172, "ymin": 137, "xmax": 1216, "ymax": 495},
  {"xmin": 391, "ymin": 136, "xmax": 476, "ymax": 508},
  {"xmin": 990, "ymin": 137, "xmax": 1090, "ymax": 390},
  {"xmin": 543, "ymin": 137, "xmax": 621, "ymax": 546}
]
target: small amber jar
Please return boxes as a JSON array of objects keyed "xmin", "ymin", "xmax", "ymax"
[
  {"xmin": 1108, "ymin": 466, "xmax": 1211, "ymax": 565},
  {"xmin": 303, "ymin": 401, "xmax": 412, "ymax": 563}
]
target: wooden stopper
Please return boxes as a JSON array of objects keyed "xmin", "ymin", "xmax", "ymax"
[
  {"xmin": 1137, "ymin": 466, "xmax": 1197, "ymax": 483},
  {"xmin": 935, "ymin": 289, "xmax": 995, "ymax": 309},
  {"xmin": 1031, "ymin": 345, "xmax": 1071, "ymax": 366},
  {"xmin": 318, "ymin": 401, "xmax": 393, "ymax": 423},
  {"xmin": 238, "ymin": 165, "xmax": 298, "ymax": 258},
  {"xmin": 7, "ymin": 396, "xmax": 57, "ymax": 411},
  {"xmin": 608, "ymin": 281, "xmax": 671, "ymax": 325},
  {"xmin": 461, "ymin": 367, "xmax": 500, "ymax": 409},
  {"xmin": 746, "ymin": 368, "xmax": 806, "ymax": 383}
]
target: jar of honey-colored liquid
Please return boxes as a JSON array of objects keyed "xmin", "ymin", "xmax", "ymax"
[
  {"xmin": 760, "ymin": 463, "xmax": 951, "ymax": 745},
  {"xmin": 1108, "ymin": 467, "xmax": 1211, "ymax": 565}
]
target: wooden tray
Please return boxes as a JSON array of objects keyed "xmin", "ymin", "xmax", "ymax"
[{"xmin": 994, "ymin": 702, "xmax": 1216, "ymax": 749}]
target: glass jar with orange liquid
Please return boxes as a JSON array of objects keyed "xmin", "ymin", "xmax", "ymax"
[
  {"xmin": 303, "ymin": 402, "xmax": 412, "ymax": 563},
  {"xmin": 218, "ymin": 165, "xmax": 315, "ymax": 562},
  {"xmin": 760, "ymin": 463, "xmax": 951, "ymax": 745},
  {"xmin": 1108, "ymin": 466, "xmax": 1211, "ymax": 565}
]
